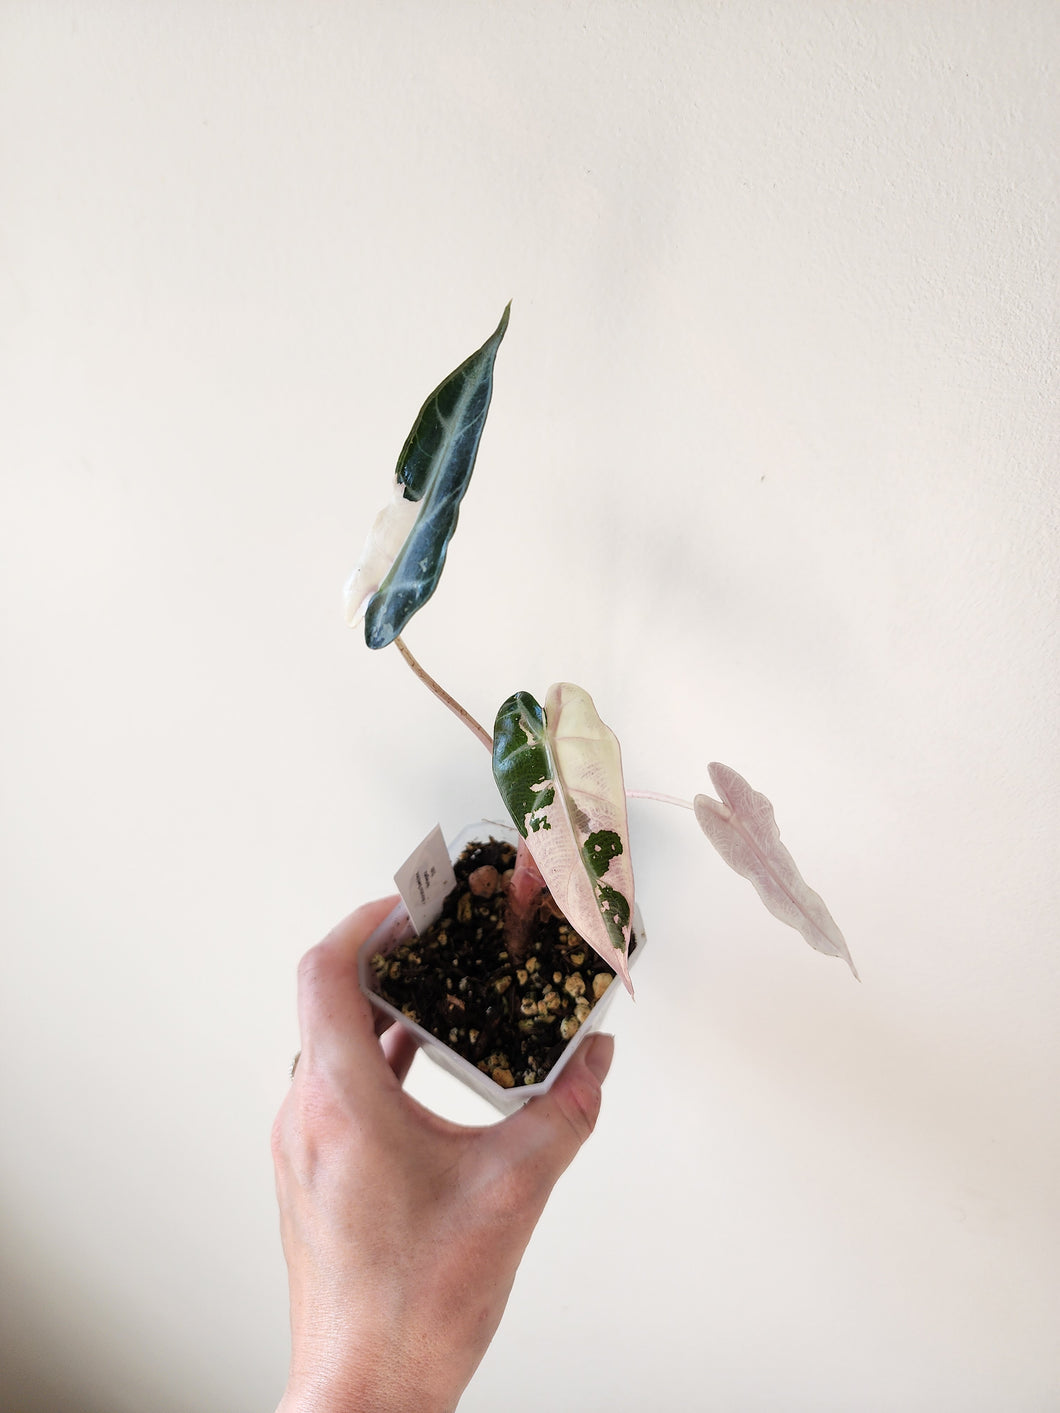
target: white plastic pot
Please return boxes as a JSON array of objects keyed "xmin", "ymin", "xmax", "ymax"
[{"xmin": 358, "ymin": 819, "xmax": 645, "ymax": 1115}]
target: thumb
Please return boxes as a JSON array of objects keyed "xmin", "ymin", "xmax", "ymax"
[{"xmin": 493, "ymin": 1033, "xmax": 615, "ymax": 1195}]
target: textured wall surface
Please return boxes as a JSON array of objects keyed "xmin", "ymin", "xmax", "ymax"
[{"xmin": 2, "ymin": 3, "xmax": 1057, "ymax": 1410}]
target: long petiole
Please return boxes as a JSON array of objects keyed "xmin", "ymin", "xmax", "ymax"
[
  {"xmin": 625, "ymin": 789, "xmax": 695, "ymax": 811},
  {"xmin": 393, "ymin": 636, "xmax": 492, "ymax": 753}
]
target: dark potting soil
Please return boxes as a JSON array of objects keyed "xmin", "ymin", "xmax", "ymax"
[{"xmin": 369, "ymin": 836, "xmax": 635, "ymax": 1090}]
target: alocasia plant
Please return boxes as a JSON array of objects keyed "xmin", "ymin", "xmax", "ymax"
[{"xmin": 346, "ymin": 307, "xmax": 855, "ymax": 997}]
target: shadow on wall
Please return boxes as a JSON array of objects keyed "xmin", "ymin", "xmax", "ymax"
[
  {"xmin": 0, "ymin": 1222, "xmax": 188, "ymax": 1413},
  {"xmin": 0, "ymin": 1260, "xmax": 115, "ymax": 1413},
  {"xmin": 0, "ymin": 1357, "xmax": 113, "ymax": 1413}
]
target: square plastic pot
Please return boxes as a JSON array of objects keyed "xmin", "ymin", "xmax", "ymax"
[{"xmin": 358, "ymin": 820, "xmax": 646, "ymax": 1115}]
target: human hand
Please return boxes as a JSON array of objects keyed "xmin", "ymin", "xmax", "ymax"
[{"xmin": 272, "ymin": 897, "xmax": 615, "ymax": 1413}]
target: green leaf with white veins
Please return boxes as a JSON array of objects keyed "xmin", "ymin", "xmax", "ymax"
[
  {"xmin": 492, "ymin": 683, "xmax": 636, "ymax": 996},
  {"xmin": 344, "ymin": 305, "xmax": 510, "ymax": 650}
]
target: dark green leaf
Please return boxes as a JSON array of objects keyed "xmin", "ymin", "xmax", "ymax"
[
  {"xmin": 362, "ymin": 305, "xmax": 510, "ymax": 649},
  {"xmin": 492, "ymin": 691, "xmax": 554, "ymax": 837}
]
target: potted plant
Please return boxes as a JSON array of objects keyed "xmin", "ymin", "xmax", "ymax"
[{"xmin": 345, "ymin": 306, "xmax": 856, "ymax": 1112}]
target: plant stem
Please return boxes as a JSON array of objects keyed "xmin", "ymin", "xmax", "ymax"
[
  {"xmin": 625, "ymin": 789, "xmax": 695, "ymax": 811},
  {"xmin": 393, "ymin": 636, "xmax": 492, "ymax": 753},
  {"xmin": 503, "ymin": 834, "xmax": 549, "ymax": 963}
]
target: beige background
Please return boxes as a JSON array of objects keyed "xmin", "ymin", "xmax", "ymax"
[{"xmin": 2, "ymin": 3, "xmax": 1058, "ymax": 1409}]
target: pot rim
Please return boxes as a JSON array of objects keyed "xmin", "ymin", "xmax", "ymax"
[{"xmin": 358, "ymin": 819, "xmax": 645, "ymax": 1114}]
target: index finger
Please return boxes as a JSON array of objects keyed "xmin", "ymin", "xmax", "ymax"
[{"xmin": 295, "ymin": 895, "xmax": 403, "ymax": 1078}]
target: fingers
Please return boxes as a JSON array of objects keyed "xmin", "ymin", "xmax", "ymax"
[
  {"xmin": 295, "ymin": 896, "xmax": 402, "ymax": 1081},
  {"xmin": 380, "ymin": 1022, "xmax": 421, "ymax": 1084},
  {"xmin": 492, "ymin": 1033, "xmax": 615, "ymax": 1196}
]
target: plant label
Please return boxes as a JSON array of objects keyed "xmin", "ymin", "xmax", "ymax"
[{"xmin": 394, "ymin": 824, "xmax": 457, "ymax": 935}]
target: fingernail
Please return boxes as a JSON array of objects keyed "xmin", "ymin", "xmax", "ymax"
[{"xmin": 585, "ymin": 1032, "xmax": 615, "ymax": 1084}]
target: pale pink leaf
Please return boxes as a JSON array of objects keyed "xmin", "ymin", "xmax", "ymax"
[{"xmin": 694, "ymin": 762, "xmax": 858, "ymax": 979}]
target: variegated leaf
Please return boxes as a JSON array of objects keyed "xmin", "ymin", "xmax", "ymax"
[
  {"xmin": 344, "ymin": 305, "xmax": 509, "ymax": 648},
  {"xmin": 493, "ymin": 683, "xmax": 635, "ymax": 995}
]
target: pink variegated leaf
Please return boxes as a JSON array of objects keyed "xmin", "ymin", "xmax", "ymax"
[
  {"xmin": 694, "ymin": 762, "xmax": 857, "ymax": 979},
  {"xmin": 492, "ymin": 684, "xmax": 635, "ymax": 995}
]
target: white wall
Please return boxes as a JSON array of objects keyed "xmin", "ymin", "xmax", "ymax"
[{"xmin": 2, "ymin": 3, "xmax": 1057, "ymax": 1409}]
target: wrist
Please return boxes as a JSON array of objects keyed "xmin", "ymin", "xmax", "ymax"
[
  {"xmin": 278, "ymin": 1377, "xmax": 456, "ymax": 1413},
  {"xmin": 279, "ymin": 1268, "xmax": 490, "ymax": 1413},
  {"xmin": 278, "ymin": 1336, "xmax": 465, "ymax": 1413}
]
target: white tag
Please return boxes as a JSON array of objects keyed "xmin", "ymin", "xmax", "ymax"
[{"xmin": 394, "ymin": 824, "xmax": 456, "ymax": 935}]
